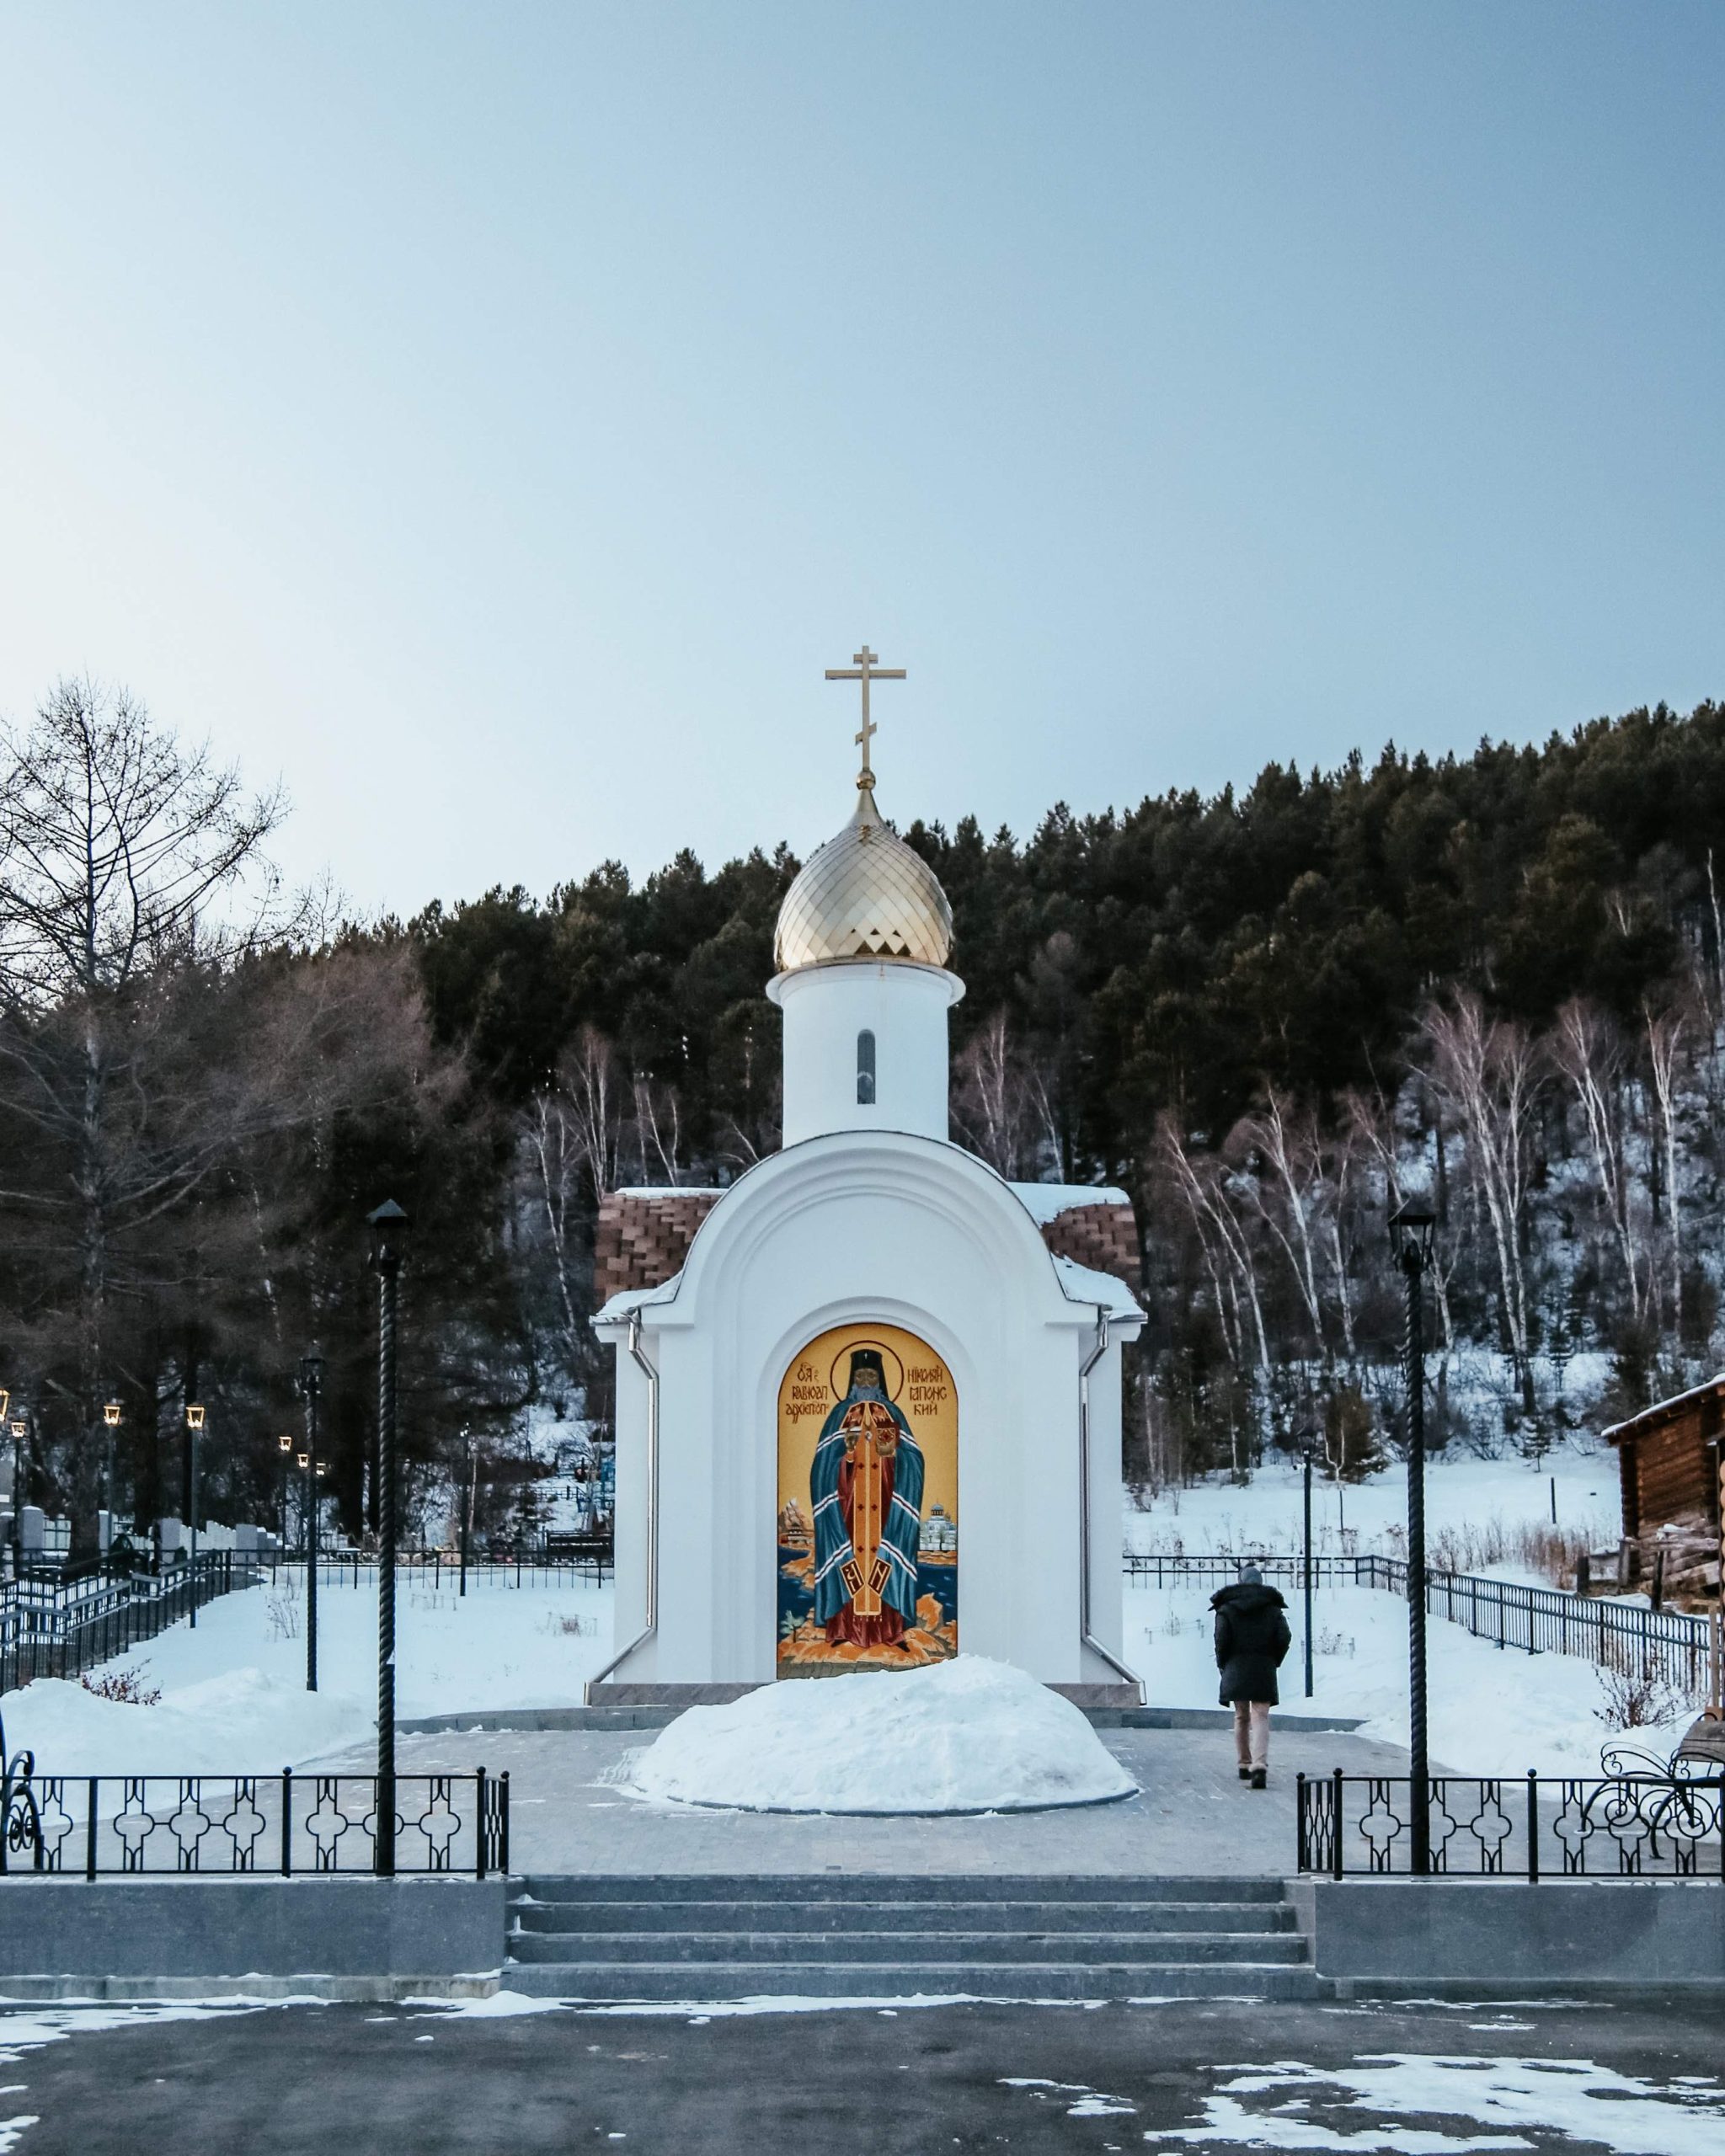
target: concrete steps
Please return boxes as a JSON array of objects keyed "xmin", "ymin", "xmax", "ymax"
[{"xmin": 503, "ymin": 1874, "xmax": 1324, "ymax": 2001}]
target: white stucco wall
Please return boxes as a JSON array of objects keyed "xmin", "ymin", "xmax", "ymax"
[
  {"xmin": 595, "ymin": 1131, "xmax": 1143, "ymax": 1689},
  {"xmin": 766, "ymin": 960, "xmax": 964, "ymax": 1145}
]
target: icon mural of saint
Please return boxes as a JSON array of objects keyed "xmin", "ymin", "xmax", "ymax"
[{"xmin": 809, "ymin": 1347, "xmax": 926, "ymax": 1650}]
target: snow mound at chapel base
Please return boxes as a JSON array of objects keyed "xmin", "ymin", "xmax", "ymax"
[{"xmin": 624, "ymin": 1656, "xmax": 1137, "ymax": 1813}]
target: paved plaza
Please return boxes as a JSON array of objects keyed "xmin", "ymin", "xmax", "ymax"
[
  {"xmin": 315, "ymin": 1721, "xmax": 1412, "ymax": 1877},
  {"xmin": 2, "ymin": 1992, "xmax": 1721, "ymax": 2154}
]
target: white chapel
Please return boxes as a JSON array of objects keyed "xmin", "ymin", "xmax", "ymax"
[{"xmin": 588, "ymin": 652, "xmax": 1146, "ymax": 1706}]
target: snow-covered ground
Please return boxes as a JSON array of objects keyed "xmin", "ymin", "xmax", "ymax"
[
  {"xmin": 1124, "ymin": 1579, "xmax": 1689, "ymax": 1778},
  {"xmin": 1126, "ymin": 1442, "xmax": 1621, "ymax": 1582},
  {"xmin": 1123, "ymin": 1442, "xmax": 1697, "ymax": 1774},
  {"xmin": 3, "ymin": 1570, "xmax": 614, "ymax": 1776}
]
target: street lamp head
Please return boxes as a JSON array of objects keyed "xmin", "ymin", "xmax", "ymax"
[
  {"xmin": 185, "ymin": 1402, "xmax": 206, "ymax": 1431},
  {"xmin": 1389, "ymin": 1202, "xmax": 1438, "ymax": 1269},
  {"xmin": 0, "ymin": 1389, "xmax": 9, "ymax": 1423},
  {"xmin": 297, "ymin": 1349, "xmax": 324, "ymax": 1395},
  {"xmin": 103, "ymin": 1401, "xmax": 122, "ymax": 1428},
  {"xmin": 296, "ymin": 1450, "xmax": 310, "ymax": 1469},
  {"xmin": 277, "ymin": 1433, "xmax": 293, "ymax": 1454},
  {"xmin": 8, "ymin": 1420, "xmax": 23, "ymax": 1440},
  {"xmin": 366, "ymin": 1198, "xmax": 411, "ymax": 1269}
]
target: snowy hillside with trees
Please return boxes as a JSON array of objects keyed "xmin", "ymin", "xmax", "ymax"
[{"xmin": 4, "ymin": 686, "xmax": 1725, "ymax": 1553}]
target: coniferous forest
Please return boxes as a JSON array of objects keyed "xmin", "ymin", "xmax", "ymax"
[{"xmin": 4, "ymin": 680, "xmax": 1724, "ymax": 1548}]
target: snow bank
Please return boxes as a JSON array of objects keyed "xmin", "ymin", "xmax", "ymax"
[
  {"xmin": 0, "ymin": 1670, "xmax": 371, "ymax": 1777},
  {"xmin": 625, "ymin": 1657, "xmax": 1136, "ymax": 1813},
  {"xmin": 0, "ymin": 1570, "xmax": 616, "ymax": 1780}
]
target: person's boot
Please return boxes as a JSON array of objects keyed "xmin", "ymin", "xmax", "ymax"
[
  {"xmin": 1250, "ymin": 1768, "xmax": 1268, "ymax": 1790},
  {"xmin": 1237, "ymin": 1766, "xmax": 1252, "ymax": 1781}
]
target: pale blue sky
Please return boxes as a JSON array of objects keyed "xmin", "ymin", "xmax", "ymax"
[{"xmin": 2, "ymin": 4, "xmax": 1721, "ymax": 915}]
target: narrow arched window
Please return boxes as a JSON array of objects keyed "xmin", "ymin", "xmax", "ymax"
[{"xmin": 856, "ymin": 1028, "xmax": 877, "ymax": 1105}]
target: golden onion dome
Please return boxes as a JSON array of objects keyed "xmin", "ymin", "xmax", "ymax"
[{"xmin": 774, "ymin": 785, "xmax": 953, "ymax": 974}]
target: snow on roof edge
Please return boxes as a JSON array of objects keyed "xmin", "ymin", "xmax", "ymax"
[
  {"xmin": 1050, "ymin": 1252, "xmax": 1143, "ymax": 1322},
  {"xmin": 593, "ymin": 1272, "xmax": 685, "ymax": 1328},
  {"xmin": 1007, "ymin": 1181, "xmax": 1132, "ymax": 1225},
  {"xmin": 611, "ymin": 1186, "xmax": 725, "ymax": 1202},
  {"xmin": 1601, "ymin": 1369, "xmax": 1725, "ymax": 1442}
]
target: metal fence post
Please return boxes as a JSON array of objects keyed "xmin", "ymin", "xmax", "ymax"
[
  {"xmin": 281, "ymin": 1769, "xmax": 293, "ymax": 1876},
  {"xmin": 1332, "ymin": 1766, "xmax": 1344, "ymax": 1880},
  {"xmin": 1526, "ymin": 1770, "xmax": 1539, "ymax": 1883},
  {"xmin": 85, "ymin": 1780, "xmax": 98, "ymax": 1881}
]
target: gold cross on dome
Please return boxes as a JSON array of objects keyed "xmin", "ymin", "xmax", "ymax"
[{"xmin": 824, "ymin": 644, "xmax": 905, "ymax": 788}]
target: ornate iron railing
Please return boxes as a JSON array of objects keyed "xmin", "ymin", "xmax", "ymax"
[
  {"xmin": 0, "ymin": 1555, "xmax": 253, "ymax": 1696},
  {"xmin": 1296, "ymin": 1762, "xmax": 1724, "ymax": 1880},
  {"xmin": 0, "ymin": 1764, "xmax": 509, "ymax": 1880},
  {"xmin": 1123, "ymin": 1550, "xmax": 1712, "ymax": 1692}
]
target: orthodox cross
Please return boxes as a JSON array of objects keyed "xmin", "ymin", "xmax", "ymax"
[{"xmin": 825, "ymin": 645, "xmax": 905, "ymax": 788}]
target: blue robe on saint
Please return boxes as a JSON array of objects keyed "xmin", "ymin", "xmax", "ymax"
[{"xmin": 809, "ymin": 1385, "xmax": 925, "ymax": 1629}]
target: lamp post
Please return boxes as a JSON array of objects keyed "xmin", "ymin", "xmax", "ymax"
[
  {"xmin": 1293, "ymin": 1418, "xmax": 1321, "ymax": 1700},
  {"xmin": 276, "ymin": 1433, "xmax": 292, "ymax": 1550},
  {"xmin": 0, "ymin": 1391, "xmax": 13, "ymax": 1579},
  {"xmin": 185, "ymin": 1403, "xmax": 206, "ymax": 1625},
  {"xmin": 458, "ymin": 1425, "xmax": 472, "ymax": 1598},
  {"xmin": 1389, "ymin": 1202, "xmax": 1438, "ymax": 1876},
  {"xmin": 101, "ymin": 1400, "xmax": 122, "ymax": 1558},
  {"xmin": 7, "ymin": 1412, "xmax": 22, "ymax": 1580},
  {"xmin": 367, "ymin": 1201, "xmax": 409, "ymax": 1876},
  {"xmin": 298, "ymin": 1351, "xmax": 324, "ymax": 1693}
]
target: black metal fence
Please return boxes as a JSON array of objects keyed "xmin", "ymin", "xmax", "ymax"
[
  {"xmin": 0, "ymin": 1768, "xmax": 509, "ymax": 1880},
  {"xmin": 1296, "ymin": 1766, "xmax": 1724, "ymax": 1880},
  {"xmin": 1123, "ymin": 1550, "xmax": 1713, "ymax": 1693},
  {"xmin": 259, "ymin": 1550, "xmax": 611, "ymax": 1591},
  {"xmin": 0, "ymin": 1556, "xmax": 254, "ymax": 1698}
]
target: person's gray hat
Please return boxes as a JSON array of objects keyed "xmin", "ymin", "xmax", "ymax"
[{"xmin": 1239, "ymin": 1563, "xmax": 1263, "ymax": 1584}]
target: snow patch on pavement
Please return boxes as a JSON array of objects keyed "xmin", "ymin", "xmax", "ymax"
[
  {"xmin": 1146, "ymin": 2053, "xmax": 1725, "ymax": 2154},
  {"xmin": 1003, "ymin": 2075, "xmax": 1138, "ymax": 2116},
  {"xmin": 403, "ymin": 1990, "xmax": 574, "ymax": 2019},
  {"xmin": 0, "ymin": 1999, "xmax": 285, "ymax": 2063},
  {"xmin": 622, "ymin": 1656, "xmax": 1137, "ymax": 1812}
]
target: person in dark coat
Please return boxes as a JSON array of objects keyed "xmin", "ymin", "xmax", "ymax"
[{"xmin": 1211, "ymin": 1564, "xmax": 1291, "ymax": 1789}]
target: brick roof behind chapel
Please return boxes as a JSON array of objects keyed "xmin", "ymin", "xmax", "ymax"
[{"xmin": 593, "ymin": 1185, "xmax": 1140, "ymax": 1304}]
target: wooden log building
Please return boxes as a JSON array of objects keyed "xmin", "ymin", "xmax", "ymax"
[{"xmin": 1602, "ymin": 1375, "xmax": 1725, "ymax": 1604}]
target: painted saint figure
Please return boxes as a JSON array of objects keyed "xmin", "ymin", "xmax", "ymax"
[{"xmin": 810, "ymin": 1348, "xmax": 925, "ymax": 1650}]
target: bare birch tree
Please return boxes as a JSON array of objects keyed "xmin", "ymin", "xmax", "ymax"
[
  {"xmin": 953, "ymin": 1010, "xmax": 1031, "ymax": 1177},
  {"xmin": 1155, "ymin": 1116, "xmax": 1272, "ymax": 1380},
  {"xmin": 1423, "ymin": 990, "xmax": 1541, "ymax": 1408},
  {"xmin": 1234, "ymin": 1090, "xmax": 1326, "ymax": 1353},
  {"xmin": 1644, "ymin": 999, "xmax": 1688, "ymax": 1360},
  {"xmin": 561, "ymin": 1027, "xmax": 623, "ymax": 1199},
  {"xmin": 1550, "ymin": 1000, "xmax": 1646, "ymax": 1324}
]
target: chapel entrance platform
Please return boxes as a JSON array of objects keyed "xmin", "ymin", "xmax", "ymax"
[{"xmin": 312, "ymin": 1721, "xmax": 1411, "ymax": 1880}]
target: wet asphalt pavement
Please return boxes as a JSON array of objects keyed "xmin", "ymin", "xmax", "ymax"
[{"xmin": 0, "ymin": 1990, "xmax": 1721, "ymax": 2153}]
